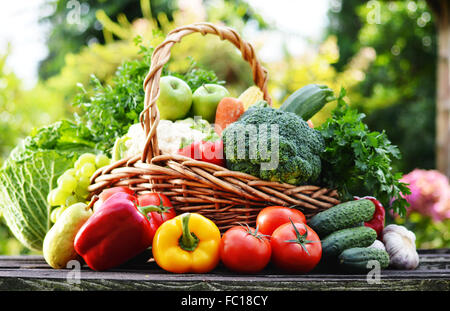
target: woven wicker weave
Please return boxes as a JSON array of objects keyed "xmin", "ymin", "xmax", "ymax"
[{"xmin": 88, "ymin": 22, "xmax": 340, "ymax": 231}]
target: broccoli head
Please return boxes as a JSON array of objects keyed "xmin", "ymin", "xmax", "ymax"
[{"xmin": 222, "ymin": 106, "xmax": 324, "ymax": 185}]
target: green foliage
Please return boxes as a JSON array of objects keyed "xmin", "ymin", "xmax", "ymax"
[
  {"xmin": 0, "ymin": 50, "xmax": 67, "ymax": 166},
  {"xmin": 204, "ymin": 0, "xmax": 269, "ymax": 30},
  {"xmin": 0, "ymin": 52, "xmax": 23, "ymax": 163},
  {"xmin": 317, "ymin": 88, "xmax": 410, "ymax": 217},
  {"xmin": 0, "ymin": 216, "xmax": 33, "ymax": 255},
  {"xmin": 327, "ymin": 0, "xmax": 437, "ymax": 173},
  {"xmin": 223, "ymin": 105, "xmax": 324, "ymax": 185},
  {"xmin": 38, "ymin": 0, "xmax": 178, "ymax": 80}
]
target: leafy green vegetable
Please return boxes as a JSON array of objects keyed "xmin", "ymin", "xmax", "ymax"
[
  {"xmin": 0, "ymin": 120, "xmax": 97, "ymax": 251},
  {"xmin": 73, "ymin": 39, "xmax": 223, "ymax": 155},
  {"xmin": 317, "ymin": 88, "xmax": 410, "ymax": 216}
]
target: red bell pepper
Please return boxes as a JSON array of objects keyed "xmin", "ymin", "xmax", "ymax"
[
  {"xmin": 354, "ymin": 196, "xmax": 385, "ymax": 240},
  {"xmin": 93, "ymin": 186, "xmax": 135, "ymax": 211},
  {"xmin": 178, "ymin": 140, "xmax": 225, "ymax": 167},
  {"xmin": 74, "ymin": 192, "xmax": 165, "ymax": 271}
]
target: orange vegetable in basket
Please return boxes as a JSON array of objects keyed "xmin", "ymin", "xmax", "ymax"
[{"xmin": 214, "ymin": 97, "xmax": 245, "ymax": 136}]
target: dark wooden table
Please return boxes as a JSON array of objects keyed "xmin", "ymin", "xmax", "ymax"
[{"xmin": 0, "ymin": 249, "xmax": 449, "ymax": 291}]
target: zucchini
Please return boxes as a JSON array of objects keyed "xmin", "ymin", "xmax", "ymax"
[
  {"xmin": 279, "ymin": 84, "xmax": 335, "ymax": 120},
  {"xmin": 321, "ymin": 226, "xmax": 377, "ymax": 259},
  {"xmin": 338, "ymin": 247, "xmax": 390, "ymax": 273},
  {"xmin": 308, "ymin": 199, "xmax": 375, "ymax": 238}
]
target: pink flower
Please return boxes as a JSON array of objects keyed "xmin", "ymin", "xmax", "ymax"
[{"xmin": 400, "ymin": 169, "xmax": 450, "ymax": 222}]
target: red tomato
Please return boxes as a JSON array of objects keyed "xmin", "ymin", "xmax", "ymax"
[
  {"xmin": 270, "ymin": 220, "xmax": 322, "ymax": 273},
  {"xmin": 219, "ymin": 225, "xmax": 271, "ymax": 273},
  {"xmin": 256, "ymin": 206, "xmax": 306, "ymax": 236},
  {"xmin": 177, "ymin": 140, "xmax": 225, "ymax": 167},
  {"xmin": 93, "ymin": 186, "xmax": 136, "ymax": 211},
  {"xmin": 137, "ymin": 193, "xmax": 176, "ymax": 242}
]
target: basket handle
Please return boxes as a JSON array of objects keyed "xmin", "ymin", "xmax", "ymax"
[{"xmin": 140, "ymin": 22, "xmax": 271, "ymax": 163}]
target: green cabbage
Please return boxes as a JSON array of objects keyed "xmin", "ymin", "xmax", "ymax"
[{"xmin": 0, "ymin": 120, "xmax": 97, "ymax": 251}]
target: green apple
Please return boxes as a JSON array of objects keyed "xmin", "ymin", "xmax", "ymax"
[
  {"xmin": 156, "ymin": 76, "xmax": 193, "ymax": 121},
  {"xmin": 191, "ymin": 84, "xmax": 230, "ymax": 122}
]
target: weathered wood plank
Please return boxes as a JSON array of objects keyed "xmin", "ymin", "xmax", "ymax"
[{"xmin": 0, "ymin": 250, "xmax": 449, "ymax": 291}]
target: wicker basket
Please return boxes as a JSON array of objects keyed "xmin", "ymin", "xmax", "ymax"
[{"xmin": 87, "ymin": 22, "xmax": 340, "ymax": 232}]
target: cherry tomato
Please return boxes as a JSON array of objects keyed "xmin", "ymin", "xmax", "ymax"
[
  {"xmin": 219, "ymin": 225, "xmax": 271, "ymax": 273},
  {"xmin": 138, "ymin": 193, "xmax": 176, "ymax": 242},
  {"xmin": 270, "ymin": 220, "xmax": 322, "ymax": 273},
  {"xmin": 93, "ymin": 186, "xmax": 136, "ymax": 211},
  {"xmin": 256, "ymin": 206, "xmax": 306, "ymax": 236}
]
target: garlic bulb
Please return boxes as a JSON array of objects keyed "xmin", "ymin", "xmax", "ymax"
[
  {"xmin": 382, "ymin": 224, "xmax": 419, "ymax": 270},
  {"xmin": 368, "ymin": 239, "xmax": 386, "ymax": 251}
]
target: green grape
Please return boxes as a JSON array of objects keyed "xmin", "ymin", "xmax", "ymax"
[
  {"xmin": 65, "ymin": 168, "xmax": 77, "ymax": 177},
  {"xmin": 78, "ymin": 176, "xmax": 90, "ymax": 188},
  {"xmin": 74, "ymin": 153, "xmax": 96, "ymax": 170},
  {"xmin": 50, "ymin": 207, "xmax": 61, "ymax": 223},
  {"xmin": 48, "ymin": 188, "xmax": 70, "ymax": 206},
  {"xmin": 65, "ymin": 195, "xmax": 78, "ymax": 207},
  {"xmin": 75, "ymin": 184, "xmax": 89, "ymax": 199},
  {"xmin": 95, "ymin": 154, "xmax": 111, "ymax": 168},
  {"xmin": 75, "ymin": 194, "xmax": 87, "ymax": 202},
  {"xmin": 57, "ymin": 174, "xmax": 77, "ymax": 193},
  {"xmin": 80, "ymin": 162, "xmax": 96, "ymax": 178},
  {"xmin": 74, "ymin": 168, "xmax": 84, "ymax": 180}
]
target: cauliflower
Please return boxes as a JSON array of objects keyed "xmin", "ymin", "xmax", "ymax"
[{"xmin": 112, "ymin": 118, "xmax": 219, "ymax": 160}]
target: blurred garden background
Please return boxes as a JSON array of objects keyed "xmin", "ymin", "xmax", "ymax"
[{"xmin": 0, "ymin": 0, "xmax": 449, "ymax": 254}]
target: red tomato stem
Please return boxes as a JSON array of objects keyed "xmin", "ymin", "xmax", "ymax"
[
  {"xmin": 283, "ymin": 218, "xmax": 321, "ymax": 256},
  {"xmin": 238, "ymin": 223, "xmax": 270, "ymax": 241}
]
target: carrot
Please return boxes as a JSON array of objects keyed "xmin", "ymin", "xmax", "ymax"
[{"xmin": 214, "ymin": 97, "xmax": 245, "ymax": 136}]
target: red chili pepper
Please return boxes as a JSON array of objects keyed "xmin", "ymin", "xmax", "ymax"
[
  {"xmin": 74, "ymin": 192, "xmax": 165, "ymax": 271},
  {"xmin": 354, "ymin": 196, "xmax": 385, "ymax": 240},
  {"xmin": 137, "ymin": 193, "xmax": 176, "ymax": 242},
  {"xmin": 178, "ymin": 140, "xmax": 225, "ymax": 167}
]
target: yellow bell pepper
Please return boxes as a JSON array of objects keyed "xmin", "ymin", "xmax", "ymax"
[{"xmin": 152, "ymin": 212, "xmax": 221, "ymax": 273}]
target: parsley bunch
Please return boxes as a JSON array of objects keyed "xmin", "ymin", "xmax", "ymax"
[{"xmin": 318, "ymin": 88, "xmax": 410, "ymax": 216}]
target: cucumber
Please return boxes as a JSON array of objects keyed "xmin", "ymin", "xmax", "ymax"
[
  {"xmin": 279, "ymin": 84, "xmax": 335, "ymax": 120},
  {"xmin": 308, "ymin": 199, "xmax": 375, "ymax": 238},
  {"xmin": 338, "ymin": 247, "xmax": 390, "ymax": 273},
  {"xmin": 321, "ymin": 226, "xmax": 377, "ymax": 259}
]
